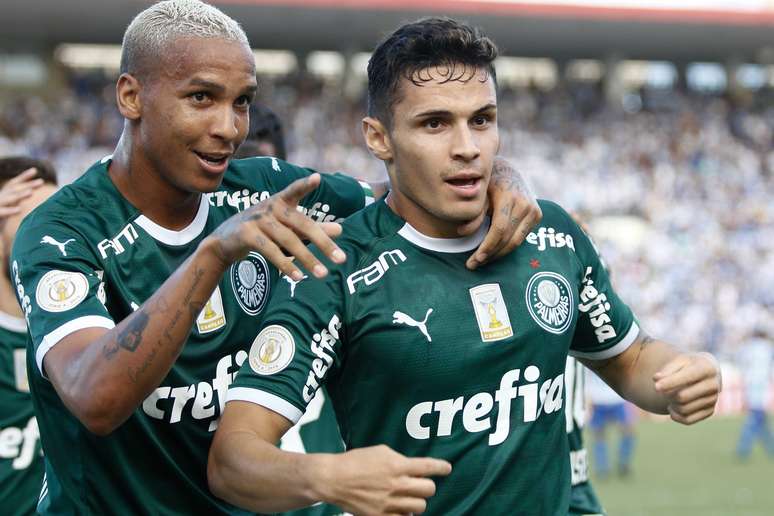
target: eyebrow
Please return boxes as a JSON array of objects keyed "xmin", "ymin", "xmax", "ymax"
[
  {"xmin": 186, "ymin": 78, "xmax": 258, "ymax": 96},
  {"xmin": 413, "ymin": 103, "xmax": 497, "ymax": 119}
]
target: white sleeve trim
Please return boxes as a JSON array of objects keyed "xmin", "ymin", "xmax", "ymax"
[
  {"xmin": 570, "ymin": 321, "xmax": 640, "ymax": 361},
  {"xmin": 227, "ymin": 387, "xmax": 303, "ymax": 424},
  {"xmin": 36, "ymin": 315, "xmax": 115, "ymax": 376}
]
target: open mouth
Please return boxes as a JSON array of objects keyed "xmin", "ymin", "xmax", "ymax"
[
  {"xmin": 446, "ymin": 177, "xmax": 479, "ymax": 188},
  {"xmin": 194, "ymin": 151, "xmax": 229, "ymax": 166}
]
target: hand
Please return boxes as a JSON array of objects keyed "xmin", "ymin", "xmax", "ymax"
[
  {"xmin": 208, "ymin": 173, "xmax": 345, "ymax": 280},
  {"xmin": 321, "ymin": 445, "xmax": 451, "ymax": 516},
  {"xmin": 465, "ymin": 157, "xmax": 542, "ymax": 270},
  {"xmin": 0, "ymin": 168, "xmax": 45, "ymax": 217},
  {"xmin": 653, "ymin": 352, "xmax": 721, "ymax": 425}
]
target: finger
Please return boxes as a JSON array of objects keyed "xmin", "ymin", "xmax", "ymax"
[
  {"xmin": 655, "ymin": 360, "xmax": 714, "ymax": 394},
  {"xmin": 320, "ymin": 222, "xmax": 342, "ymax": 239},
  {"xmin": 403, "ymin": 457, "xmax": 452, "ymax": 477},
  {"xmin": 0, "ymin": 206, "xmax": 22, "ymax": 217},
  {"xmin": 392, "ymin": 477, "xmax": 437, "ymax": 499},
  {"xmin": 466, "ymin": 219, "xmax": 507, "ymax": 270},
  {"xmin": 385, "ymin": 497, "xmax": 427, "ymax": 515},
  {"xmin": 250, "ymin": 231, "xmax": 305, "ymax": 281},
  {"xmin": 278, "ymin": 173, "xmax": 322, "ymax": 206},
  {"xmin": 4, "ymin": 168, "xmax": 38, "ymax": 185},
  {"xmin": 669, "ymin": 404, "xmax": 715, "ymax": 425},
  {"xmin": 280, "ymin": 211, "xmax": 345, "ymax": 265},
  {"xmin": 669, "ymin": 394, "xmax": 719, "ymax": 418},
  {"xmin": 672, "ymin": 378, "xmax": 721, "ymax": 405},
  {"xmin": 652, "ymin": 355, "xmax": 689, "ymax": 385},
  {"xmin": 262, "ymin": 221, "xmax": 330, "ymax": 278},
  {"xmin": 0, "ymin": 187, "xmax": 35, "ymax": 205}
]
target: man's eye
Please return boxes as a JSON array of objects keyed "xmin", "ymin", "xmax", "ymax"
[
  {"xmin": 425, "ymin": 119, "xmax": 442, "ymax": 129},
  {"xmin": 192, "ymin": 92, "xmax": 209, "ymax": 102},
  {"xmin": 473, "ymin": 115, "xmax": 489, "ymax": 126}
]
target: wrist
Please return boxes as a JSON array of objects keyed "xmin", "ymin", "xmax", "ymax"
[
  {"xmin": 197, "ymin": 236, "xmax": 234, "ymax": 272},
  {"xmin": 305, "ymin": 453, "xmax": 338, "ymax": 506}
]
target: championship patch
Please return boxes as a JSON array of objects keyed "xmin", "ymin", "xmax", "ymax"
[
  {"xmin": 525, "ymin": 271, "xmax": 574, "ymax": 334},
  {"xmin": 196, "ymin": 286, "xmax": 226, "ymax": 334},
  {"xmin": 35, "ymin": 270, "xmax": 89, "ymax": 313},
  {"xmin": 231, "ymin": 252, "xmax": 270, "ymax": 315},
  {"xmin": 469, "ymin": 283, "xmax": 514, "ymax": 342},
  {"xmin": 249, "ymin": 325, "xmax": 295, "ymax": 376}
]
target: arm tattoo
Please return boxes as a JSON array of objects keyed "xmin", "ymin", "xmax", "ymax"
[{"xmin": 103, "ymin": 310, "xmax": 150, "ymax": 359}]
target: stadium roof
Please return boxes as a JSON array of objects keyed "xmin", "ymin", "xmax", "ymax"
[{"xmin": 1, "ymin": 0, "xmax": 773, "ymax": 63}]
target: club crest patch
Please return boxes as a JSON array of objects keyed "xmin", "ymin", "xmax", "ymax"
[
  {"xmin": 249, "ymin": 325, "xmax": 295, "ymax": 375},
  {"xmin": 469, "ymin": 283, "xmax": 514, "ymax": 342},
  {"xmin": 35, "ymin": 270, "xmax": 89, "ymax": 313},
  {"xmin": 231, "ymin": 252, "xmax": 270, "ymax": 315},
  {"xmin": 525, "ymin": 271, "xmax": 573, "ymax": 334},
  {"xmin": 196, "ymin": 286, "xmax": 227, "ymax": 334}
]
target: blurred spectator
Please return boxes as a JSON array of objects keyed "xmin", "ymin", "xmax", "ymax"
[
  {"xmin": 587, "ymin": 371, "xmax": 637, "ymax": 478},
  {"xmin": 235, "ymin": 104, "xmax": 287, "ymax": 160},
  {"xmin": 735, "ymin": 325, "xmax": 774, "ymax": 460}
]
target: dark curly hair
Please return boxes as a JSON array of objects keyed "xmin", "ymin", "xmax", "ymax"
[
  {"xmin": 367, "ymin": 17, "xmax": 498, "ymax": 126},
  {"xmin": 0, "ymin": 156, "xmax": 57, "ymax": 185}
]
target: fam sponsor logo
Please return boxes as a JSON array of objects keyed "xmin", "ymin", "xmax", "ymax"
[
  {"xmin": 346, "ymin": 249, "xmax": 406, "ymax": 294},
  {"xmin": 405, "ymin": 365, "xmax": 564, "ymax": 446},
  {"xmin": 525, "ymin": 227, "xmax": 575, "ymax": 252},
  {"xmin": 0, "ymin": 416, "xmax": 40, "ymax": 470},
  {"xmin": 98, "ymin": 223, "xmax": 140, "ymax": 259},
  {"xmin": 303, "ymin": 314, "xmax": 342, "ymax": 403},
  {"xmin": 525, "ymin": 272, "xmax": 573, "ymax": 334},
  {"xmin": 231, "ymin": 252, "xmax": 270, "ymax": 315},
  {"xmin": 142, "ymin": 351, "xmax": 246, "ymax": 432},
  {"xmin": 578, "ymin": 266, "xmax": 617, "ymax": 344},
  {"xmin": 12, "ymin": 261, "xmax": 31, "ymax": 324},
  {"xmin": 208, "ymin": 190, "xmax": 344, "ymax": 223}
]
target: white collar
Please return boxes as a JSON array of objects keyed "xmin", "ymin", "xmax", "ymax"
[
  {"xmin": 0, "ymin": 311, "xmax": 27, "ymax": 333},
  {"xmin": 397, "ymin": 219, "xmax": 488, "ymax": 253},
  {"xmin": 134, "ymin": 194, "xmax": 210, "ymax": 246}
]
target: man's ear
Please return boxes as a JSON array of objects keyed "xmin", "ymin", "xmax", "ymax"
[
  {"xmin": 116, "ymin": 73, "xmax": 142, "ymax": 121},
  {"xmin": 362, "ymin": 116, "xmax": 393, "ymax": 161}
]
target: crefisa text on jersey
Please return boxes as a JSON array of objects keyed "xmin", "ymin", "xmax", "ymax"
[
  {"xmin": 405, "ymin": 365, "xmax": 564, "ymax": 446},
  {"xmin": 578, "ymin": 266, "xmax": 617, "ymax": 343},
  {"xmin": 525, "ymin": 227, "xmax": 575, "ymax": 252}
]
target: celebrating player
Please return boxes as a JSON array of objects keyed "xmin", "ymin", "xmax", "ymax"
[
  {"xmin": 209, "ymin": 17, "xmax": 722, "ymax": 515},
  {"xmin": 10, "ymin": 1, "xmax": 540, "ymax": 514},
  {"xmin": 0, "ymin": 158, "xmax": 57, "ymax": 516}
]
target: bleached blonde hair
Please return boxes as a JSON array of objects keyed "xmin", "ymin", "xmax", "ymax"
[{"xmin": 119, "ymin": 0, "xmax": 250, "ymax": 76}]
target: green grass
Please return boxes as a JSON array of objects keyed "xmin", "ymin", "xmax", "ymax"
[{"xmin": 587, "ymin": 416, "xmax": 774, "ymax": 516}]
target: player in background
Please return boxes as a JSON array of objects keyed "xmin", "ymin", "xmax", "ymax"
[
  {"xmin": 209, "ymin": 17, "xmax": 721, "ymax": 515},
  {"xmin": 0, "ymin": 158, "xmax": 58, "ymax": 515},
  {"xmin": 11, "ymin": 1, "xmax": 540, "ymax": 514},
  {"xmin": 735, "ymin": 323, "xmax": 774, "ymax": 460},
  {"xmin": 234, "ymin": 104, "xmax": 287, "ymax": 160},
  {"xmin": 587, "ymin": 369, "xmax": 636, "ymax": 479}
]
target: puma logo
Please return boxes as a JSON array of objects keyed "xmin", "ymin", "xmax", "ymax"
[
  {"xmin": 283, "ymin": 273, "xmax": 307, "ymax": 298},
  {"xmin": 40, "ymin": 236, "xmax": 75, "ymax": 257},
  {"xmin": 392, "ymin": 308, "xmax": 433, "ymax": 343}
]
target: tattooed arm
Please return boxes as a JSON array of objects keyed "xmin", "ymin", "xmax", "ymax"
[
  {"xmin": 43, "ymin": 175, "xmax": 345, "ymax": 435},
  {"xmin": 580, "ymin": 332, "xmax": 721, "ymax": 425}
]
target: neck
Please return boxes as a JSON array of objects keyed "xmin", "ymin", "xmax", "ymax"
[
  {"xmin": 0, "ymin": 271, "xmax": 23, "ymax": 319},
  {"xmin": 385, "ymin": 191, "xmax": 479, "ymax": 239},
  {"xmin": 109, "ymin": 131, "xmax": 202, "ymax": 231}
]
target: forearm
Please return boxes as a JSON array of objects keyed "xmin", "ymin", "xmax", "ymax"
[
  {"xmin": 208, "ymin": 431, "xmax": 328, "ymax": 512},
  {"xmin": 584, "ymin": 338, "xmax": 681, "ymax": 414},
  {"xmin": 51, "ymin": 237, "xmax": 228, "ymax": 433}
]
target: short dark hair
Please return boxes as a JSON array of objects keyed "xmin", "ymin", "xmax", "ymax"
[
  {"xmin": 0, "ymin": 156, "xmax": 57, "ymax": 185},
  {"xmin": 367, "ymin": 17, "xmax": 498, "ymax": 125},
  {"xmin": 235, "ymin": 104, "xmax": 287, "ymax": 160}
]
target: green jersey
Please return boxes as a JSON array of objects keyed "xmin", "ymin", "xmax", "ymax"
[
  {"xmin": 229, "ymin": 199, "xmax": 639, "ymax": 515},
  {"xmin": 565, "ymin": 357, "xmax": 604, "ymax": 516},
  {"xmin": 0, "ymin": 312, "xmax": 44, "ymax": 516},
  {"xmin": 11, "ymin": 156, "xmax": 369, "ymax": 516}
]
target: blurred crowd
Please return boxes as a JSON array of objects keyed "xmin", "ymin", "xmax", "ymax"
[{"xmin": 1, "ymin": 72, "xmax": 772, "ymax": 360}]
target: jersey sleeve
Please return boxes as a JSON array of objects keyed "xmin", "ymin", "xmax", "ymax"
[
  {"xmin": 11, "ymin": 216, "xmax": 114, "ymax": 377},
  {"xmin": 552, "ymin": 204, "xmax": 640, "ymax": 360},
  {"xmin": 240, "ymin": 156, "xmax": 374, "ymax": 221},
  {"xmin": 228, "ymin": 255, "xmax": 348, "ymax": 424}
]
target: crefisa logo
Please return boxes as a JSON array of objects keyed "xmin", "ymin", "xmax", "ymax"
[{"xmin": 231, "ymin": 252, "xmax": 270, "ymax": 315}]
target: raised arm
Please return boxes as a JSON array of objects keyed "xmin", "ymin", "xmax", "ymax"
[
  {"xmin": 581, "ymin": 332, "xmax": 721, "ymax": 424},
  {"xmin": 208, "ymin": 401, "xmax": 451, "ymax": 514},
  {"xmin": 25, "ymin": 175, "xmax": 346, "ymax": 435}
]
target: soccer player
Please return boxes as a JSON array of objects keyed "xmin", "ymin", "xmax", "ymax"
[
  {"xmin": 10, "ymin": 1, "xmax": 539, "ymax": 514},
  {"xmin": 209, "ymin": 18, "xmax": 722, "ymax": 515},
  {"xmin": 234, "ymin": 104, "xmax": 287, "ymax": 160},
  {"xmin": 0, "ymin": 157, "xmax": 58, "ymax": 515}
]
